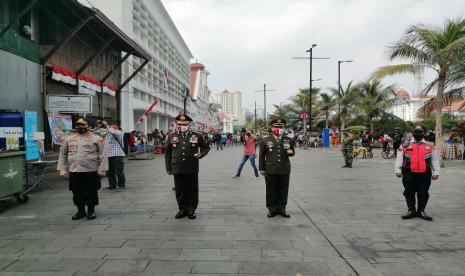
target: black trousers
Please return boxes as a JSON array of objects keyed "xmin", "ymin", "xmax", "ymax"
[
  {"xmin": 402, "ymin": 171, "xmax": 431, "ymax": 211},
  {"xmin": 174, "ymin": 173, "xmax": 199, "ymax": 211},
  {"xmin": 108, "ymin": 156, "xmax": 126, "ymax": 188},
  {"xmin": 69, "ymin": 172, "xmax": 101, "ymax": 209},
  {"xmin": 216, "ymin": 141, "xmax": 223, "ymax": 150},
  {"xmin": 265, "ymin": 174, "xmax": 290, "ymax": 212}
]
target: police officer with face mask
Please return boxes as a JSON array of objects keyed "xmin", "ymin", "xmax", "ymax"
[
  {"xmin": 165, "ymin": 114, "xmax": 210, "ymax": 219},
  {"xmin": 395, "ymin": 126, "xmax": 440, "ymax": 221},
  {"xmin": 57, "ymin": 118, "xmax": 108, "ymax": 220},
  {"xmin": 259, "ymin": 118, "xmax": 295, "ymax": 218}
]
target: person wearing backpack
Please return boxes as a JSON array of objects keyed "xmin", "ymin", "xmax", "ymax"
[{"xmin": 105, "ymin": 124, "xmax": 126, "ymax": 190}]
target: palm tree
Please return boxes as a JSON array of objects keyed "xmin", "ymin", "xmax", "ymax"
[
  {"xmin": 319, "ymin": 93, "xmax": 337, "ymax": 128},
  {"xmin": 355, "ymin": 79, "xmax": 401, "ymax": 133},
  {"xmin": 286, "ymin": 88, "xmax": 320, "ymax": 129},
  {"xmin": 373, "ymin": 18, "xmax": 465, "ymax": 149},
  {"xmin": 268, "ymin": 104, "xmax": 291, "ymax": 124},
  {"xmin": 329, "ymin": 81, "xmax": 359, "ymax": 130}
]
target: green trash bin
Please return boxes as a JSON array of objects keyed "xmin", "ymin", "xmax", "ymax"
[{"xmin": 0, "ymin": 151, "xmax": 28, "ymax": 202}]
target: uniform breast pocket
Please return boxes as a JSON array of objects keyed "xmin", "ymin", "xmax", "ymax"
[{"xmin": 81, "ymin": 143, "xmax": 95, "ymax": 152}]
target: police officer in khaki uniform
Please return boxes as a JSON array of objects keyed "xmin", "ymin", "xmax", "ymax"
[
  {"xmin": 259, "ymin": 118, "xmax": 295, "ymax": 218},
  {"xmin": 165, "ymin": 114, "xmax": 210, "ymax": 219},
  {"xmin": 58, "ymin": 118, "xmax": 108, "ymax": 220}
]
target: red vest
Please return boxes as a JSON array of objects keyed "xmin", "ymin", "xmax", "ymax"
[{"xmin": 402, "ymin": 142, "xmax": 433, "ymax": 173}]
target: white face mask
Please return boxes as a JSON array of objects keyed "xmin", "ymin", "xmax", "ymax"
[{"xmin": 180, "ymin": 125, "xmax": 189, "ymax": 132}]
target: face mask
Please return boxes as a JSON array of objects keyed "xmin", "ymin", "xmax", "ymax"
[
  {"xmin": 272, "ymin": 128, "xmax": 284, "ymax": 136},
  {"xmin": 76, "ymin": 127, "xmax": 87, "ymax": 134},
  {"xmin": 413, "ymin": 134, "xmax": 423, "ymax": 141},
  {"xmin": 178, "ymin": 125, "xmax": 190, "ymax": 132}
]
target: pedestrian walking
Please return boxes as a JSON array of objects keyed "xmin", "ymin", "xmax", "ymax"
[
  {"xmin": 57, "ymin": 117, "xmax": 108, "ymax": 220},
  {"xmin": 214, "ymin": 131, "xmax": 223, "ymax": 150},
  {"xmin": 234, "ymin": 130, "xmax": 259, "ymax": 178},
  {"xmin": 341, "ymin": 129, "xmax": 354, "ymax": 168},
  {"xmin": 259, "ymin": 118, "xmax": 295, "ymax": 218},
  {"xmin": 165, "ymin": 114, "xmax": 210, "ymax": 219},
  {"xmin": 105, "ymin": 124, "xmax": 126, "ymax": 190},
  {"xmin": 395, "ymin": 126, "xmax": 440, "ymax": 221},
  {"xmin": 392, "ymin": 127, "xmax": 404, "ymax": 157}
]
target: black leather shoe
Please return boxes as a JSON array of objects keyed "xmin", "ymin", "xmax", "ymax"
[
  {"xmin": 188, "ymin": 210, "xmax": 196, "ymax": 219},
  {"xmin": 175, "ymin": 210, "xmax": 187, "ymax": 219},
  {"xmin": 72, "ymin": 210, "xmax": 86, "ymax": 220},
  {"xmin": 347, "ymin": 165, "xmax": 352, "ymax": 168},
  {"xmin": 267, "ymin": 211, "xmax": 276, "ymax": 217},
  {"xmin": 87, "ymin": 211, "xmax": 97, "ymax": 220},
  {"xmin": 418, "ymin": 210, "xmax": 433, "ymax": 221},
  {"xmin": 401, "ymin": 210, "xmax": 416, "ymax": 219},
  {"xmin": 104, "ymin": 187, "xmax": 116, "ymax": 190},
  {"xmin": 279, "ymin": 211, "xmax": 291, "ymax": 218},
  {"xmin": 342, "ymin": 165, "xmax": 348, "ymax": 168}
]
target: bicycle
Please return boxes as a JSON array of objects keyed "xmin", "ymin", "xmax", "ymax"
[
  {"xmin": 381, "ymin": 141, "xmax": 395, "ymax": 159},
  {"xmin": 353, "ymin": 142, "xmax": 373, "ymax": 159}
]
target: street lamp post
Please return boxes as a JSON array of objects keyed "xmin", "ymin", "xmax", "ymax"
[
  {"xmin": 305, "ymin": 44, "xmax": 317, "ymax": 131},
  {"xmin": 337, "ymin": 60, "xmax": 353, "ymax": 130}
]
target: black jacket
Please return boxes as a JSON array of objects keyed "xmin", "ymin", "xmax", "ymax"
[
  {"xmin": 165, "ymin": 131, "xmax": 210, "ymax": 174},
  {"xmin": 259, "ymin": 135, "xmax": 295, "ymax": 175}
]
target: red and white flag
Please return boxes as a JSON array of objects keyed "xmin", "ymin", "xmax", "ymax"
[
  {"xmin": 163, "ymin": 67, "xmax": 170, "ymax": 89},
  {"xmin": 136, "ymin": 100, "xmax": 158, "ymax": 125}
]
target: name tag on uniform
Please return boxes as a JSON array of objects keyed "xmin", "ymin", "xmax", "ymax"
[
  {"xmin": 425, "ymin": 146, "xmax": 431, "ymax": 150},
  {"xmin": 283, "ymin": 142, "xmax": 290, "ymax": 149}
]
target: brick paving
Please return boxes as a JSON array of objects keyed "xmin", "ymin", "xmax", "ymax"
[{"xmin": 0, "ymin": 146, "xmax": 465, "ymax": 275}]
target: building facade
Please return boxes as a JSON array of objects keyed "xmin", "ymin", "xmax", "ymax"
[
  {"xmin": 214, "ymin": 90, "xmax": 244, "ymax": 128},
  {"xmin": 84, "ymin": 0, "xmax": 193, "ymax": 133},
  {"xmin": 387, "ymin": 89, "xmax": 433, "ymax": 122},
  {"xmin": 189, "ymin": 62, "xmax": 219, "ymax": 131}
]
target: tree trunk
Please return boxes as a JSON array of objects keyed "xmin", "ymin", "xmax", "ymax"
[
  {"xmin": 435, "ymin": 72, "xmax": 446, "ymax": 167},
  {"xmin": 325, "ymin": 111, "xmax": 329, "ymax": 128},
  {"xmin": 369, "ymin": 117, "xmax": 374, "ymax": 134}
]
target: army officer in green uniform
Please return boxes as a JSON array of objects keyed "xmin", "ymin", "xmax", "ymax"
[
  {"xmin": 341, "ymin": 129, "xmax": 354, "ymax": 168},
  {"xmin": 165, "ymin": 114, "xmax": 210, "ymax": 219},
  {"xmin": 259, "ymin": 118, "xmax": 295, "ymax": 218}
]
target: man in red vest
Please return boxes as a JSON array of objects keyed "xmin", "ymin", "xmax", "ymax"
[{"xmin": 395, "ymin": 126, "xmax": 440, "ymax": 220}]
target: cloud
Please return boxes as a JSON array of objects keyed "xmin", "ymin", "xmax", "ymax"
[{"xmin": 163, "ymin": 0, "xmax": 464, "ymax": 111}]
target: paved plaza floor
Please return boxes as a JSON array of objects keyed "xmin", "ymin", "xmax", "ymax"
[{"xmin": 1, "ymin": 146, "xmax": 465, "ymax": 275}]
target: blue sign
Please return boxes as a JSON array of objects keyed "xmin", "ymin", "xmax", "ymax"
[{"xmin": 24, "ymin": 111, "xmax": 39, "ymax": 160}]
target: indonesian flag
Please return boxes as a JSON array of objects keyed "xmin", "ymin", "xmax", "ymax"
[
  {"xmin": 136, "ymin": 100, "xmax": 158, "ymax": 125},
  {"xmin": 163, "ymin": 67, "xmax": 170, "ymax": 89}
]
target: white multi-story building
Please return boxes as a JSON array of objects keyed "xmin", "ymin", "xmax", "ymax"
[
  {"xmin": 388, "ymin": 89, "xmax": 433, "ymax": 122},
  {"xmin": 83, "ymin": 0, "xmax": 193, "ymax": 133},
  {"xmin": 214, "ymin": 90, "xmax": 244, "ymax": 126}
]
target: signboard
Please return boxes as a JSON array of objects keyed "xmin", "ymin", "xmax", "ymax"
[
  {"xmin": 47, "ymin": 113, "xmax": 73, "ymax": 145},
  {"xmin": 300, "ymin": 112, "xmax": 309, "ymax": 120},
  {"xmin": 24, "ymin": 111, "xmax": 39, "ymax": 160},
  {"xmin": 47, "ymin": 95, "xmax": 92, "ymax": 113},
  {"xmin": 0, "ymin": 127, "xmax": 23, "ymax": 138}
]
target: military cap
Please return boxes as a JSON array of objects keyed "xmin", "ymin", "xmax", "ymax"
[
  {"xmin": 175, "ymin": 114, "xmax": 193, "ymax": 125},
  {"xmin": 75, "ymin": 117, "xmax": 89, "ymax": 125},
  {"xmin": 412, "ymin": 125, "xmax": 424, "ymax": 134},
  {"xmin": 270, "ymin": 118, "xmax": 286, "ymax": 128}
]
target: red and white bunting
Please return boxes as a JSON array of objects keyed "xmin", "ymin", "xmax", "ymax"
[
  {"xmin": 51, "ymin": 65, "xmax": 116, "ymax": 96},
  {"xmin": 163, "ymin": 67, "xmax": 170, "ymax": 89},
  {"xmin": 136, "ymin": 100, "xmax": 158, "ymax": 125}
]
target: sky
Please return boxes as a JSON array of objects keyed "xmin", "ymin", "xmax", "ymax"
[{"xmin": 163, "ymin": 0, "xmax": 464, "ymax": 114}]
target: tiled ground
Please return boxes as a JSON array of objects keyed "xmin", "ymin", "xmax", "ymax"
[{"xmin": 0, "ymin": 146, "xmax": 464, "ymax": 275}]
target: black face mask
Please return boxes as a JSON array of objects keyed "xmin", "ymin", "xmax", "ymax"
[
  {"xmin": 76, "ymin": 127, "xmax": 88, "ymax": 134},
  {"xmin": 413, "ymin": 134, "xmax": 423, "ymax": 141}
]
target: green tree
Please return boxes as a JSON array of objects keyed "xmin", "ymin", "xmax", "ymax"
[
  {"xmin": 318, "ymin": 93, "xmax": 337, "ymax": 128},
  {"xmin": 329, "ymin": 81, "xmax": 359, "ymax": 130},
  {"xmin": 355, "ymin": 79, "xmax": 401, "ymax": 133},
  {"xmin": 373, "ymin": 18, "xmax": 465, "ymax": 150}
]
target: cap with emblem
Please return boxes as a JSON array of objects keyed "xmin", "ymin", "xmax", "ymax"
[
  {"xmin": 75, "ymin": 117, "xmax": 89, "ymax": 126},
  {"xmin": 175, "ymin": 114, "xmax": 193, "ymax": 125},
  {"xmin": 412, "ymin": 125, "xmax": 424, "ymax": 134},
  {"xmin": 270, "ymin": 118, "xmax": 286, "ymax": 128}
]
